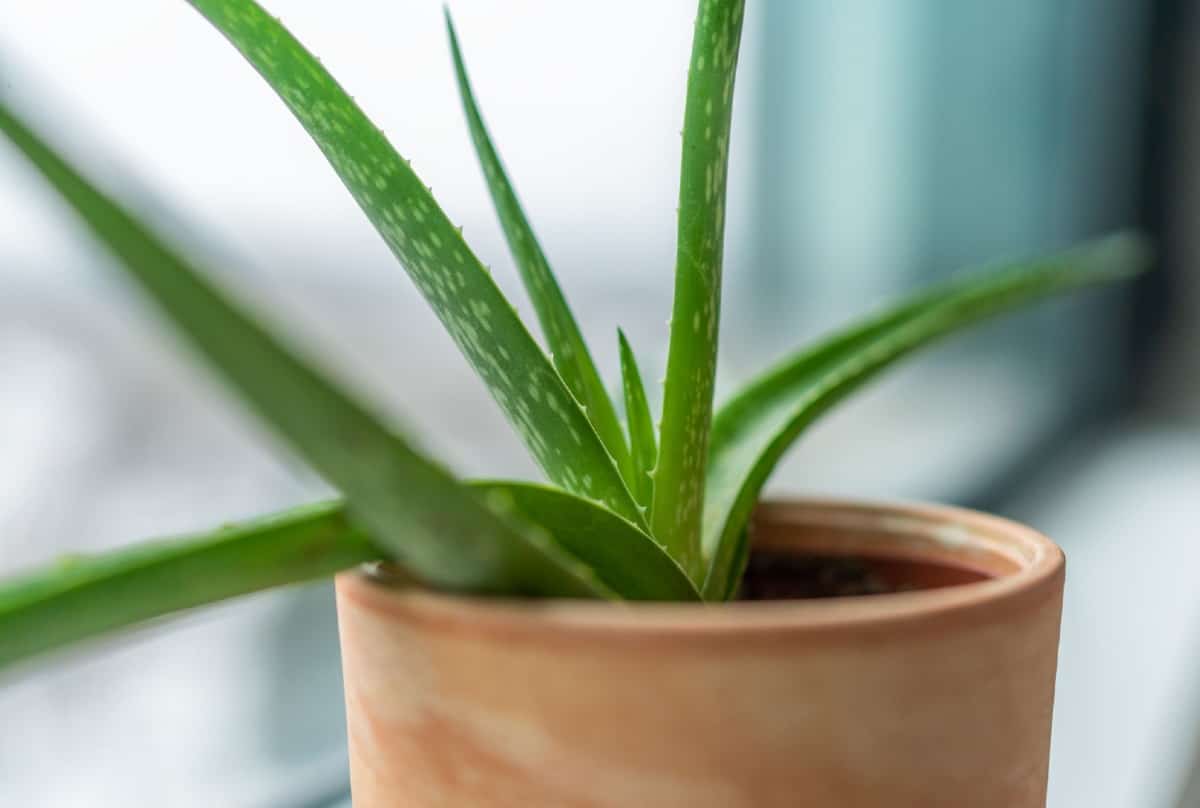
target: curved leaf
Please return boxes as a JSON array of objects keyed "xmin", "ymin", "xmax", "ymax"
[
  {"xmin": 0, "ymin": 503, "xmax": 376, "ymax": 671},
  {"xmin": 445, "ymin": 12, "xmax": 632, "ymax": 485},
  {"xmin": 0, "ymin": 100, "xmax": 613, "ymax": 602},
  {"xmin": 471, "ymin": 482, "xmax": 699, "ymax": 602},
  {"xmin": 653, "ymin": 0, "xmax": 746, "ymax": 578},
  {"xmin": 187, "ymin": 0, "xmax": 643, "ymax": 527},
  {"xmin": 701, "ymin": 233, "xmax": 1151, "ymax": 599},
  {"xmin": 618, "ymin": 329, "xmax": 658, "ymax": 509}
]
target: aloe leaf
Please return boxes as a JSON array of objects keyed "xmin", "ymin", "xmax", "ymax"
[
  {"xmin": 186, "ymin": 0, "xmax": 642, "ymax": 527},
  {"xmin": 653, "ymin": 0, "xmax": 746, "ymax": 578},
  {"xmin": 472, "ymin": 482, "xmax": 698, "ymax": 602},
  {"xmin": 445, "ymin": 12, "xmax": 632, "ymax": 484},
  {"xmin": 0, "ymin": 503, "xmax": 377, "ymax": 671},
  {"xmin": 0, "ymin": 477, "xmax": 699, "ymax": 670},
  {"xmin": 0, "ymin": 100, "xmax": 614, "ymax": 602},
  {"xmin": 617, "ymin": 330, "xmax": 658, "ymax": 509},
  {"xmin": 701, "ymin": 233, "xmax": 1151, "ymax": 599}
]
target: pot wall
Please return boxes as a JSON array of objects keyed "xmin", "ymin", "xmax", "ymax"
[{"xmin": 335, "ymin": 499, "xmax": 1065, "ymax": 807}]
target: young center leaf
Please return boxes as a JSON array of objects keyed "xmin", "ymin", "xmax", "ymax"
[
  {"xmin": 618, "ymin": 330, "xmax": 658, "ymax": 509},
  {"xmin": 701, "ymin": 233, "xmax": 1151, "ymax": 599},
  {"xmin": 653, "ymin": 0, "xmax": 746, "ymax": 578},
  {"xmin": 445, "ymin": 12, "xmax": 633, "ymax": 486},
  {"xmin": 0, "ymin": 100, "xmax": 614, "ymax": 602},
  {"xmin": 187, "ymin": 0, "xmax": 643, "ymax": 527}
]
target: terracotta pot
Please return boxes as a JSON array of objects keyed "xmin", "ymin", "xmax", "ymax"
[{"xmin": 335, "ymin": 498, "xmax": 1065, "ymax": 807}]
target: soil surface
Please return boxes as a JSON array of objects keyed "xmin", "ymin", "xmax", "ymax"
[{"xmin": 738, "ymin": 551, "xmax": 991, "ymax": 601}]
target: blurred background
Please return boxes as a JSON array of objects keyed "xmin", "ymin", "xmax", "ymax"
[{"xmin": 0, "ymin": 1, "xmax": 1196, "ymax": 806}]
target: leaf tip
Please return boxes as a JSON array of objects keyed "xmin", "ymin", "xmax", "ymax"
[{"xmin": 1102, "ymin": 230, "xmax": 1154, "ymax": 277}]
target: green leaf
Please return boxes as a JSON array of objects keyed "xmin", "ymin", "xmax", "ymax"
[
  {"xmin": 186, "ymin": 0, "xmax": 642, "ymax": 527},
  {"xmin": 445, "ymin": 11, "xmax": 633, "ymax": 487},
  {"xmin": 471, "ymin": 482, "xmax": 699, "ymax": 602},
  {"xmin": 653, "ymin": 0, "xmax": 746, "ymax": 579},
  {"xmin": 0, "ymin": 100, "xmax": 613, "ymax": 602},
  {"xmin": 618, "ymin": 330, "xmax": 658, "ymax": 509},
  {"xmin": 0, "ymin": 479, "xmax": 697, "ymax": 670},
  {"xmin": 701, "ymin": 233, "xmax": 1151, "ymax": 599},
  {"xmin": 0, "ymin": 503, "xmax": 377, "ymax": 671}
]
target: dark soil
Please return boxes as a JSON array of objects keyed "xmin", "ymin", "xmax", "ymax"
[{"xmin": 738, "ymin": 551, "xmax": 992, "ymax": 601}]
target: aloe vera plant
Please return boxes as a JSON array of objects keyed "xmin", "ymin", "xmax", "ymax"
[{"xmin": 0, "ymin": 0, "xmax": 1148, "ymax": 671}]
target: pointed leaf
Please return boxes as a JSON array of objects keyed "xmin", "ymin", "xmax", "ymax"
[
  {"xmin": 445, "ymin": 12, "xmax": 632, "ymax": 485},
  {"xmin": 0, "ymin": 100, "xmax": 613, "ymax": 602},
  {"xmin": 186, "ymin": 0, "xmax": 643, "ymax": 527},
  {"xmin": 618, "ymin": 330, "xmax": 658, "ymax": 508},
  {"xmin": 701, "ymin": 233, "xmax": 1151, "ymax": 598},
  {"xmin": 0, "ymin": 503, "xmax": 377, "ymax": 670},
  {"xmin": 653, "ymin": 0, "xmax": 746, "ymax": 578}
]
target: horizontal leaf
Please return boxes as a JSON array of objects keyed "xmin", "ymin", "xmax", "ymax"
[
  {"xmin": 701, "ymin": 233, "xmax": 1151, "ymax": 599},
  {"xmin": 187, "ymin": 0, "xmax": 643, "ymax": 527},
  {"xmin": 0, "ymin": 100, "xmax": 613, "ymax": 602},
  {"xmin": 445, "ymin": 11, "xmax": 633, "ymax": 486},
  {"xmin": 0, "ymin": 477, "xmax": 700, "ymax": 670},
  {"xmin": 653, "ymin": 0, "xmax": 747, "ymax": 579},
  {"xmin": 0, "ymin": 503, "xmax": 375, "ymax": 671},
  {"xmin": 618, "ymin": 329, "xmax": 658, "ymax": 509}
]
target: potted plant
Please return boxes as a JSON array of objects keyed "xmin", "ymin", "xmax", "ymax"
[{"xmin": 0, "ymin": 1, "xmax": 1148, "ymax": 805}]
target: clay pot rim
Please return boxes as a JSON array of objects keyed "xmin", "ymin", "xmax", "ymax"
[{"xmin": 337, "ymin": 497, "xmax": 1064, "ymax": 639}]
